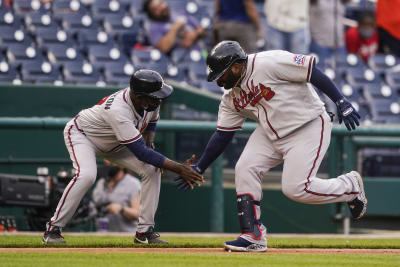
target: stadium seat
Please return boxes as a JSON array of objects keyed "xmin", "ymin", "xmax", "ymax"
[
  {"xmin": 368, "ymin": 53, "xmax": 399, "ymax": 71},
  {"xmin": 165, "ymin": 64, "xmax": 187, "ymax": 82},
  {"xmin": 91, "ymin": 0, "xmax": 127, "ymax": 22},
  {"xmin": 188, "ymin": 62, "xmax": 207, "ymax": 82},
  {"xmin": 141, "ymin": 60, "xmax": 169, "ymax": 76},
  {"xmin": 46, "ymin": 44, "xmax": 84, "ymax": 66},
  {"xmin": 63, "ymin": 61, "xmax": 102, "ymax": 85},
  {"xmin": 363, "ymin": 83, "xmax": 398, "ymax": 101},
  {"xmin": 21, "ymin": 60, "xmax": 61, "ymax": 83},
  {"xmin": 52, "ymin": 0, "xmax": 88, "ymax": 22},
  {"xmin": 0, "ymin": 60, "xmax": 18, "ymax": 82},
  {"xmin": 0, "ymin": 26, "xmax": 34, "ymax": 50},
  {"xmin": 103, "ymin": 14, "xmax": 141, "ymax": 38},
  {"xmin": 325, "ymin": 53, "xmax": 362, "ymax": 69},
  {"xmin": 24, "ymin": 12, "xmax": 58, "ymax": 32},
  {"xmin": 384, "ymin": 70, "xmax": 400, "ymax": 88},
  {"xmin": 103, "ymin": 61, "xmax": 134, "ymax": 86},
  {"xmin": 61, "ymin": 13, "xmax": 100, "ymax": 35},
  {"xmin": 369, "ymin": 98, "xmax": 400, "ymax": 123},
  {"xmin": 6, "ymin": 43, "xmax": 44, "ymax": 65},
  {"xmin": 13, "ymin": 0, "xmax": 50, "ymax": 15},
  {"xmin": 87, "ymin": 45, "xmax": 128, "ymax": 69},
  {"xmin": 0, "ymin": 6, "xmax": 22, "ymax": 28},
  {"xmin": 131, "ymin": 49, "xmax": 168, "ymax": 66},
  {"xmin": 77, "ymin": 30, "xmax": 113, "ymax": 53},
  {"xmin": 35, "ymin": 28, "xmax": 74, "ymax": 49},
  {"xmin": 344, "ymin": 67, "xmax": 381, "ymax": 87}
]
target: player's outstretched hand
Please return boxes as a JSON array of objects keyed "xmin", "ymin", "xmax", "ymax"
[
  {"xmin": 174, "ymin": 155, "xmax": 204, "ymax": 191},
  {"xmin": 335, "ymin": 98, "xmax": 361, "ymax": 131}
]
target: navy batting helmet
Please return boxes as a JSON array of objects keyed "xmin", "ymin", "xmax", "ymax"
[
  {"xmin": 130, "ymin": 69, "xmax": 173, "ymax": 99},
  {"xmin": 206, "ymin": 40, "xmax": 247, "ymax": 82}
]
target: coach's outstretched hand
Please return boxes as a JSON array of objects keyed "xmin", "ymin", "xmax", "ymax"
[
  {"xmin": 174, "ymin": 155, "xmax": 204, "ymax": 191},
  {"xmin": 335, "ymin": 98, "xmax": 361, "ymax": 131}
]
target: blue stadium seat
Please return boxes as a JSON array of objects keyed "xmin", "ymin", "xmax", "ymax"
[
  {"xmin": 345, "ymin": 67, "xmax": 381, "ymax": 87},
  {"xmin": 363, "ymin": 84, "xmax": 398, "ymax": 101},
  {"xmin": 188, "ymin": 62, "xmax": 207, "ymax": 82},
  {"xmin": 46, "ymin": 44, "xmax": 84, "ymax": 66},
  {"xmin": 165, "ymin": 64, "xmax": 187, "ymax": 82},
  {"xmin": 325, "ymin": 53, "xmax": 362, "ymax": 69},
  {"xmin": 24, "ymin": 12, "xmax": 58, "ymax": 32},
  {"xmin": 369, "ymin": 98, "xmax": 400, "ymax": 123},
  {"xmin": 62, "ymin": 13, "xmax": 100, "ymax": 35},
  {"xmin": 13, "ymin": 0, "xmax": 50, "ymax": 15},
  {"xmin": 103, "ymin": 14, "xmax": 141, "ymax": 38},
  {"xmin": 368, "ymin": 54, "xmax": 399, "ymax": 72},
  {"xmin": 171, "ymin": 48, "xmax": 205, "ymax": 66},
  {"xmin": 21, "ymin": 60, "xmax": 61, "ymax": 83},
  {"xmin": 0, "ymin": 6, "xmax": 22, "ymax": 28},
  {"xmin": 131, "ymin": 49, "xmax": 168, "ymax": 66},
  {"xmin": 0, "ymin": 26, "xmax": 34, "ymax": 50},
  {"xmin": 141, "ymin": 60, "xmax": 169, "ymax": 76},
  {"xmin": 77, "ymin": 30, "xmax": 113, "ymax": 53},
  {"xmin": 87, "ymin": 45, "xmax": 128, "ymax": 69},
  {"xmin": 35, "ymin": 28, "xmax": 74, "ymax": 49},
  {"xmin": 340, "ymin": 83, "xmax": 364, "ymax": 102},
  {"xmin": 52, "ymin": 0, "xmax": 88, "ymax": 22},
  {"xmin": 384, "ymin": 70, "xmax": 400, "ymax": 88},
  {"xmin": 6, "ymin": 43, "xmax": 44, "ymax": 66},
  {"xmin": 63, "ymin": 61, "xmax": 102, "ymax": 85},
  {"xmin": 103, "ymin": 61, "xmax": 134, "ymax": 86},
  {"xmin": 0, "ymin": 60, "xmax": 18, "ymax": 82},
  {"xmin": 91, "ymin": 0, "xmax": 127, "ymax": 22}
]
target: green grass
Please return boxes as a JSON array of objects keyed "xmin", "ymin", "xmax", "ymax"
[
  {"xmin": 0, "ymin": 252, "xmax": 399, "ymax": 267},
  {"xmin": 1, "ymin": 235, "xmax": 400, "ymax": 249}
]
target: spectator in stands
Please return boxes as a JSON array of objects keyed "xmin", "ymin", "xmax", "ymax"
[
  {"xmin": 376, "ymin": 0, "xmax": 400, "ymax": 57},
  {"xmin": 213, "ymin": 0, "xmax": 263, "ymax": 54},
  {"xmin": 346, "ymin": 9, "xmax": 379, "ymax": 63},
  {"xmin": 92, "ymin": 160, "xmax": 141, "ymax": 232},
  {"xmin": 142, "ymin": 0, "xmax": 206, "ymax": 54},
  {"xmin": 263, "ymin": 0, "xmax": 310, "ymax": 54},
  {"xmin": 309, "ymin": 0, "xmax": 349, "ymax": 66}
]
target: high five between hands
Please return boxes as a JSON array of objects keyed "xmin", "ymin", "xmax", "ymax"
[{"xmin": 174, "ymin": 154, "xmax": 204, "ymax": 191}]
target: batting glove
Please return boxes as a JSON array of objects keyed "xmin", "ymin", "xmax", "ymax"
[
  {"xmin": 335, "ymin": 98, "xmax": 361, "ymax": 131},
  {"xmin": 174, "ymin": 165, "xmax": 203, "ymax": 191}
]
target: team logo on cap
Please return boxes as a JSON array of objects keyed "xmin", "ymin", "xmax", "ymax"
[{"xmin": 293, "ymin": 55, "xmax": 305, "ymax": 66}]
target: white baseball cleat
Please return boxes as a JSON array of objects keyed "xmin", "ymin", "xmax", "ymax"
[{"xmin": 347, "ymin": 171, "xmax": 368, "ymax": 220}]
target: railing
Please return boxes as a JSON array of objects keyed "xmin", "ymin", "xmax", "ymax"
[{"xmin": 1, "ymin": 117, "xmax": 400, "ymax": 233}]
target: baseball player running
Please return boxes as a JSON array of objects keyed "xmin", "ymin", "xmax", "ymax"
[
  {"xmin": 43, "ymin": 69, "xmax": 204, "ymax": 244},
  {"xmin": 175, "ymin": 41, "xmax": 367, "ymax": 252}
]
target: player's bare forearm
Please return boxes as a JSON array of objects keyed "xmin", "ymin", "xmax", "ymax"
[{"xmin": 142, "ymin": 131, "xmax": 156, "ymax": 148}]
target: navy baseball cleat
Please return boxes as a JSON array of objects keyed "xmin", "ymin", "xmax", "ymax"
[
  {"xmin": 347, "ymin": 171, "xmax": 368, "ymax": 220},
  {"xmin": 224, "ymin": 236, "xmax": 267, "ymax": 252},
  {"xmin": 134, "ymin": 226, "xmax": 168, "ymax": 244},
  {"xmin": 42, "ymin": 226, "xmax": 66, "ymax": 244}
]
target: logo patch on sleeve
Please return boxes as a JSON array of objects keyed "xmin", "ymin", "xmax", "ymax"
[{"xmin": 293, "ymin": 55, "xmax": 306, "ymax": 66}]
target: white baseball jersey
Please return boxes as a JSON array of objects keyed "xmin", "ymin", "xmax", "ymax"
[
  {"xmin": 76, "ymin": 88, "xmax": 160, "ymax": 153},
  {"xmin": 217, "ymin": 50, "xmax": 325, "ymax": 140}
]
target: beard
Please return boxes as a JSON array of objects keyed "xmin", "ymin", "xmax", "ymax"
[{"xmin": 217, "ymin": 69, "xmax": 241, "ymax": 89}]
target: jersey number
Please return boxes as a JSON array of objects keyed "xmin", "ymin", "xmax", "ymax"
[{"xmin": 250, "ymin": 83, "xmax": 275, "ymax": 107}]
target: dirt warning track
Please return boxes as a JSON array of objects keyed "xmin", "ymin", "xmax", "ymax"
[{"xmin": 1, "ymin": 248, "xmax": 399, "ymax": 254}]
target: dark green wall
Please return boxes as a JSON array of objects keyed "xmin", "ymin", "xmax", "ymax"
[{"xmin": 156, "ymin": 184, "xmax": 337, "ymax": 233}]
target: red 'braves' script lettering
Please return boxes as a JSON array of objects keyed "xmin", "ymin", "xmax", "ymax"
[{"xmin": 233, "ymin": 81, "xmax": 275, "ymax": 111}]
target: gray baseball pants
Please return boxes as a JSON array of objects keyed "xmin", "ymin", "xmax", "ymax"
[{"xmin": 46, "ymin": 120, "xmax": 161, "ymax": 233}]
